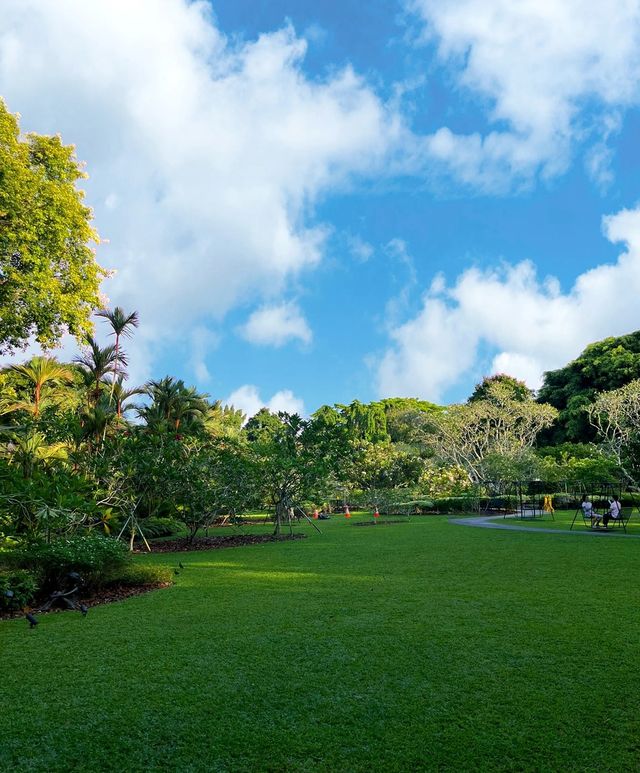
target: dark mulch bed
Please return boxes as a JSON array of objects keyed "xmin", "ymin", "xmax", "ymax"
[
  {"xmin": 140, "ymin": 533, "xmax": 306, "ymax": 553},
  {"xmin": 1, "ymin": 581, "xmax": 171, "ymax": 622},
  {"xmin": 352, "ymin": 519, "xmax": 410, "ymax": 527}
]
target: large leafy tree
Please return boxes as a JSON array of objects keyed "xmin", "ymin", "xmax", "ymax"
[
  {"xmin": 538, "ymin": 331, "xmax": 640, "ymax": 443},
  {"xmin": 250, "ymin": 411, "xmax": 347, "ymax": 534},
  {"xmin": 469, "ymin": 374, "xmax": 533, "ymax": 403},
  {"xmin": 414, "ymin": 381, "xmax": 557, "ymax": 483},
  {"xmin": 587, "ymin": 379, "xmax": 640, "ymax": 483},
  {"xmin": 0, "ymin": 100, "xmax": 106, "ymax": 353}
]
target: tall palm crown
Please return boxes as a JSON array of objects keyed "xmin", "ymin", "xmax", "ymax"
[
  {"xmin": 74, "ymin": 335, "xmax": 126, "ymax": 406},
  {"xmin": 96, "ymin": 306, "xmax": 139, "ymax": 397},
  {"xmin": 5, "ymin": 356, "xmax": 74, "ymax": 417},
  {"xmin": 140, "ymin": 376, "xmax": 209, "ymax": 431}
]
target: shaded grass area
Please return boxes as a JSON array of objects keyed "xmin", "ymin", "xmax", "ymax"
[
  {"xmin": 2, "ymin": 514, "xmax": 640, "ymax": 771},
  {"xmin": 500, "ymin": 508, "xmax": 640, "ymax": 534}
]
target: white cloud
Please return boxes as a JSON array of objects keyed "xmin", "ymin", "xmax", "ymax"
[
  {"xmin": 188, "ymin": 326, "xmax": 220, "ymax": 384},
  {"xmin": 0, "ymin": 0, "xmax": 402, "ymax": 370},
  {"xmin": 346, "ymin": 234, "xmax": 374, "ymax": 263},
  {"xmin": 224, "ymin": 385, "xmax": 305, "ymax": 419},
  {"xmin": 377, "ymin": 204, "xmax": 640, "ymax": 401},
  {"xmin": 267, "ymin": 389, "xmax": 306, "ymax": 415},
  {"xmin": 239, "ymin": 302, "xmax": 312, "ymax": 347},
  {"xmin": 410, "ymin": 0, "xmax": 640, "ymax": 188}
]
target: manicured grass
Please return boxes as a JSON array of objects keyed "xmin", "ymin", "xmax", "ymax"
[
  {"xmin": 2, "ymin": 513, "xmax": 640, "ymax": 771},
  {"xmin": 499, "ymin": 508, "xmax": 640, "ymax": 534}
]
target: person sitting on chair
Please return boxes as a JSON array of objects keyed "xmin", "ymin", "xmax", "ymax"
[
  {"xmin": 602, "ymin": 495, "xmax": 622, "ymax": 528},
  {"xmin": 581, "ymin": 495, "xmax": 602, "ymax": 528}
]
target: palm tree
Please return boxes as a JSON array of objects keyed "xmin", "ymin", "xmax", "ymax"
[
  {"xmin": 4, "ymin": 357, "xmax": 74, "ymax": 418},
  {"xmin": 4, "ymin": 430, "xmax": 68, "ymax": 478},
  {"xmin": 78, "ymin": 399, "xmax": 116, "ymax": 448},
  {"xmin": 74, "ymin": 335, "xmax": 126, "ymax": 407},
  {"xmin": 96, "ymin": 306, "xmax": 139, "ymax": 397},
  {"xmin": 203, "ymin": 400, "xmax": 245, "ymax": 437},
  {"xmin": 108, "ymin": 377, "xmax": 144, "ymax": 419},
  {"xmin": 140, "ymin": 376, "xmax": 209, "ymax": 432}
]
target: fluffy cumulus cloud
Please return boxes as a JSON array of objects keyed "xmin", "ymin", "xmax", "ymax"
[
  {"xmin": 410, "ymin": 0, "xmax": 640, "ymax": 188},
  {"xmin": 239, "ymin": 302, "xmax": 312, "ymax": 347},
  {"xmin": 378, "ymin": 204, "xmax": 640, "ymax": 401},
  {"xmin": 0, "ymin": 0, "xmax": 402, "ymax": 375},
  {"xmin": 224, "ymin": 385, "xmax": 305, "ymax": 419}
]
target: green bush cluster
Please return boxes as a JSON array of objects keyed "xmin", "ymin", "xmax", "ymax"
[
  {"xmin": 432, "ymin": 496, "xmax": 481, "ymax": 513},
  {"xmin": 5, "ymin": 536, "xmax": 129, "ymax": 593},
  {"xmin": 0, "ymin": 569, "xmax": 38, "ymax": 611},
  {"xmin": 137, "ymin": 517, "xmax": 182, "ymax": 539}
]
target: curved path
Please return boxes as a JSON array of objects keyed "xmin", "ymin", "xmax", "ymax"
[{"xmin": 449, "ymin": 514, "xmax": 640, "ymax": 538}]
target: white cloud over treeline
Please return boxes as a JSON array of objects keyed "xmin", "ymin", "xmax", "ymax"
[{"xmin": 378, "ymin": 205, "xmax": 640, "ymax": 400}]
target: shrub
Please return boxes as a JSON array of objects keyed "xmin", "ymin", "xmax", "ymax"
[
  {"xmin": 0, "ymin": 569, "xmax": 38, "ymax": 611},
  {"xmin": 431, "ymin": 496, "xmax": 481, "ymax": 513},
  {"xmin": 138, "ymin": 517, "xmax": 182, "ymax": 539},
  {"xmin": 5, "ymin": 536, "xmax": 130, "ymax": 593},
  {"xmin": 0, "ymin": 569, "xmax": 37, "ymax": 609}
]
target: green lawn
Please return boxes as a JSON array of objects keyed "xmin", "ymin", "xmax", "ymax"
[
  {"xmin": 2, "ymin": 513, "xmax": 640, "ymax": 771},
  {"xmin": 496, "ymin": 508, "xmax": 640, "ymax": 534}
]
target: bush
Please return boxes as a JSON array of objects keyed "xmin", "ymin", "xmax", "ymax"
[
  {"xmin": 431, "ymin": 496, "xmax": 481, "ymax": 513},
  {"xmin": 138, "ymin": 517, "xmax": 182, "ymax": 539},
  {"xmin": 106, "ymin": 563, "xmax": 172, "ymax": 587},
  {"xmin": 5, "ymin": 536, "xmax": 130, "ymax": 593},
  {"xmin": 0, "ymin": 569, "xmax": 38, "ymax": 611}
]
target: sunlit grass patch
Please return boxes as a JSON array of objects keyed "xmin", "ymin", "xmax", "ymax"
[{"xmin": 2, "ymin": 515, "xmax": 640, "ymax": 771}]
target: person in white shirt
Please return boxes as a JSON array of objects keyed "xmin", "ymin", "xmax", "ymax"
[
  {"xmin": 581, "ymin": 495, "xmax": 602, "ymax": 528},
  {"xmin": 603, "ymin": 495, "xmax": 622, "ymax": 528}
]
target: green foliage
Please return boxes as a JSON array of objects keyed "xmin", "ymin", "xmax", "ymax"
[
  {"xmin": 469, "ymin": 374, "xmax": 533, "ymax": 403},
  {"xmin": 250, "ymin": 411, "xmax": 349, "ymax": 533},
  {"xmin": 245, "ymin": 407, "xmax": 285, "ymax": 442},
  {"xmin": 136, "ymin": 517, "xmax": 182, "ymax": 539},
  {"xmin": 5, "ymin": 535, "xmax": 129, "ymax": 592},
  {"xmin": 538, "ymin": 331, "xmax": 640, "ymax": 443},
  {"xmin": 139, "ymin": 376, "xmax": 210, "ymax": 434},
  {"xmin": 337, "ymin": 400, "xmax": 389, "ymax": 443},
  {"xmin": 587, "ymin": 379, "xmax": 640, "ymax": 483},
  {"xmin": 431, "ymin": 495, "xmax": 481, "ymax": 512},
  {"xmin": 381, "ymin": 397, "xmax": 441, "ymax": 443},
  {"xmin": 0, "ymin": 99, "xmax": 106, "ymax": 353},
  {"xmin": 346, "ymin": 440, "xmax": 423, "ymax": 490},
  {"xmin": 0, "ymin": 568, "xmax": 38, "ymax": 610},
  {"xmin": 415, "ymin": 381, "xmax": 557, "ymax": 483},
  {"xmin": 2, "ymin": 357, "xmax": 75, "ymax": 418},
  {"xmin": 419, "ymin": 464, "xmax": 472, "ymax": 498},
  {"xmin": 536, "ymin": 443, "xmax": 623, "ymax": 486}
]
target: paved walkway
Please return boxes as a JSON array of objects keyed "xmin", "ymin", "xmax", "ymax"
[{"xmin": 449, "ymin": 514, "xmax": 640, "ymax": 538}]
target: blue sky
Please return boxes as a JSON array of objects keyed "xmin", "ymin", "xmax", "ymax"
[{"xmin": 3, "ymin": 0, "xmax": 640, "ymax": 416}]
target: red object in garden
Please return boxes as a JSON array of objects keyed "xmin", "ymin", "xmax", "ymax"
[
  {"xmin": 374, "ymin": 508, "xmax": 379, "ymax": 518},
  {"xmin": 313, "ymin": 509, "xmax": 319, "ymax": 519},
  {"xmin": 345, "ymin": 507, "xmax": 351, "ymax": 518}
]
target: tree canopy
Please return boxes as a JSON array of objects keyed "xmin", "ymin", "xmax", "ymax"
[
  {"xmin": 0, "ymin": 99, "xmax": 105, "ymax": 353},
  {"xmin": 538, "ymin": 331, "xmax": 640, "ymax": 443}
]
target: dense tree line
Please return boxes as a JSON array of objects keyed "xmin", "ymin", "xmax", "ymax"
[{"xmin": 2, "ymin": 98, "xmax": 640, "ymax": 556}]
